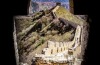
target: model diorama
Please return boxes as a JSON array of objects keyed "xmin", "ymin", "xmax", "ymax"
[{"xmin": 13, "ymin": 0, "xmax": 89, "ymax": 65}]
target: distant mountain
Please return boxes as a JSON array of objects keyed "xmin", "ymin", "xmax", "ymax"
[
  {"xmin": 32, "ymin": 0, "xmax": 69, "ymax": 2},
  {"xmin": 31, "ymin": 2, "xmax": 70, "ymax": 13},
  {"xmin": 29, "ymin": 0, "xmax": 70, "ymax": 14}
]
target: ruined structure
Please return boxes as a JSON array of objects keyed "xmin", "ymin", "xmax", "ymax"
[
  {"xmin": 14, "ymin": 2, "xmax": 89, "ymax": 65},
  {"xmin": 34, "ymin": 25, "xmax": 82, "ymax": 65}
]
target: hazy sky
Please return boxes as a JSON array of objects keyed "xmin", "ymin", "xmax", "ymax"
[{"xmin": 32, "ymin": 0, "xmax": 69, "ymax": 2}]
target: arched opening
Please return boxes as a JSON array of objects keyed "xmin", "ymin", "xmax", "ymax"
[
  {"xmin": 57, "ymin": 48, "xmax": 58, "ymax": 53},
  {"xmin": 61, "ymin": 48, "xmax": 62, "ymax": 52},
  {"xmin": 64, "ymin": 47, "xmax": 65, "ymax": 50},
  {"xmin": 41, "ymin": 50, "xmax": 44, "ymax": 54},
  {"xmin": 51, "ymin": 49, "xmax": 53, "ymax": 54}
]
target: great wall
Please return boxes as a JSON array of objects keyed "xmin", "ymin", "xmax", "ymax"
[
  {"xmin": 33, "ymin": 25, "xmax": 82, "ymax": 65},
  {"xmin": 14, "ymin": 3, "xmax": 89, "ymax": 65}
]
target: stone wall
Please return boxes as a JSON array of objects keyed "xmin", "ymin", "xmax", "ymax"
[{"xmin": 42, "ymin": 25, "xmax": 82, "ymax": 56}]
